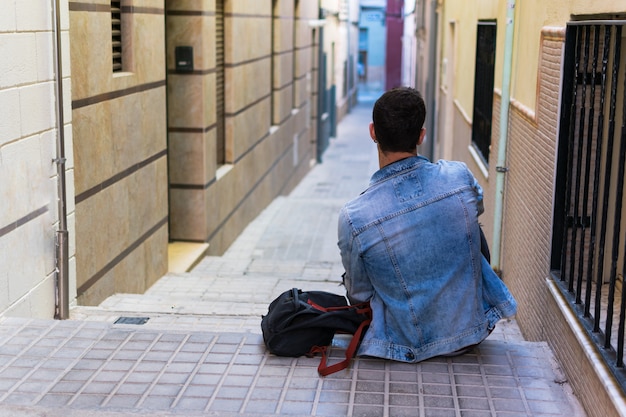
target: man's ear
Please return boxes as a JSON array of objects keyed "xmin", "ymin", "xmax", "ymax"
[
  {"xmin": 417, "ymin": 128, "xmax": 426, "ymax": 146},
  {"xmin": 369, "ymin": 122, "xmax": 376, "ymax": 141}
]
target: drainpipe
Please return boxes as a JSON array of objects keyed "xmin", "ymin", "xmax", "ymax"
[
  {"xmin": 491, "ymin": 0, "xmax": 516, "ymax": 274},
  {"xmin": 52, "ymin": 0, "xmax": 70, "ymax": 319},
  {"xmin": 423, "ymin": 0, "xmax": 437, "ymax": 162}
]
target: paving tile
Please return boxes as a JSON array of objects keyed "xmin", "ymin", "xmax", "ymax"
[
  {"xmin": 490, "ymin": 386, "xmax": 522, "ymax": 399},
  {"xmin": 38, "ymin": 393, "xmax": 72, "ymax": 407},
  {"xmin": 319, "ymin": 391, "xmax": 351, "ymax": 404},
  {"xmin": 280, "ymin": 400, "xmax": 314, "ymax": 414},
  {"xmin": 315, "ymin": 402, "xmax": 350, "ymax": 416},
  {"xmin": 351, "ymin": 404, "xmax": 385, "ymax": 417},
  {"xmin": 390, "ymin": 406, "xmax": 426, "ymax": 416},
  {"xmin": 354, "ymin": 391, "xmax": 384, "ymax": 405},
  {"xmin": 493, "ymin": 397, "xmax": 528, "ymax": 412},
  {"xmin": 49, "ymin": 381, "xmax": 83, "ymax": 393},
  {"xmin": 3, "ymin": 392, "xmax": 38, "ymax": 405},
  {"xmin": 421, "ymin": 408, "xmax": 457, "ymax": 417},
  {"xmin": 115, "ymin": 382, "xmax": 151, "ymax": 395},
  {"xmin": 390, "ymin": 394, "xmax": 419, "ymax": 407},
  {"xmin": 458, "ymin": 396, "xmax": 490, "ymax": 410},
  {"xmin": 157, "ymin": 373, "xmax": 189, "ymax": 385},
  {"xmin": 209, "ymin": 398, "xmax": 245, "ymax": 412},
  {"xmin": 68, "ymin": 393, "xmax": 106, "ymax": 407},
  {"xmin": 175, "ymin": 396, "xmax": 209, "ymax": 410},
  {"xmin": 105, "ymin": 394, "xmax": 142, "ymax": 408},
  {"xmin": 249, "ymin": 399, "xmax": 281, "ymax": 413},
  {"xmin": 140, "ymin": 395, "xmax": 174, "ymax": 409},
  {"xmin": 458, "ymin": 411, "xmax": 493, "ymax": 417},
  {"xmin": 422, "ymin": 383, "xmax": 452, "ymax": 396}
]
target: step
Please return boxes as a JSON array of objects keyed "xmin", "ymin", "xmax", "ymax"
[
  {"xmin": 70, "ymin": 270, "xmax": 349, "ymax": 333},
  {"xmin": 167, "ymin": 242, "xmax": 210, "ymax": 273},
  {"xmin": 0, "ymin": 316, "xmax": 585, "ymax": 417}
]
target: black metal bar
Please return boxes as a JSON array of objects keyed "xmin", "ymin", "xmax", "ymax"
[
  {"xmin": 617, "ymin": 28, "xmax": 626, "ymax": 367},
  {"xmin": 570, "ymin": 25, "xmax": 590, "ymax": 300},
  {"xmin": 582, "ymin": 26, "xmax": 600, "ymax": 317},
  {"xmin": 565, "ymin": 19, "xmax": 626, "ymax": 26},
  {"xmin": 560, "ymin": 26, "xmax": 582, "ymax": 289},
  {"xmin": 592, "ymin": 25, "xmax": 612, "ymax": 332},
  {"xmin": 604, "ymin": 25, "xmax": 623, "ymax": 350},
  {"xmin": 552, "ymin": 25, "xmax": 578, "ymax": 273},
  {"xmin": 620, "ymin": 275, "xmax": 626, "ymax": 366}
]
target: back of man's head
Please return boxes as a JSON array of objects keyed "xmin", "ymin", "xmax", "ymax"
[{"xmin": 372, "ymin": 87, "xmax": 426, "ymax": 153}]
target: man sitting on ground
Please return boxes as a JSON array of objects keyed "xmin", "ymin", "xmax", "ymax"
[{"xmin": 338, "ymin": 87, "xmax": 517, "ymax": 362}]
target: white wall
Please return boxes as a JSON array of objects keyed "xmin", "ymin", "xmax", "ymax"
[{"xmin": 0, "ymin": 0, "xmax": 75, "ymax": 318}]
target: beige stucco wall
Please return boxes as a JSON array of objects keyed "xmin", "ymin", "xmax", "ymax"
[
  {"xmin": 0, "ymin": 0, "xmax": 76, "ymax": 318},
  {"xmin": 167, "ymin": 0, "xmax": 320, "ymax": 256},
  {"xmin": 442, "ymin": 0, "xmax": 499, "ymax": 116},
  {"xmin": 494, "ymin": 0, "xmax": 626, "ymax": 124},
  {"xmin": 438, "ymin": 0, "xmax": 626, "ymax": 415},
  {"xmin": 70, "ymin": 1, "xmax": 168, "ymax": 305},
  {"xmin": 320, "ymin": 0, "xmax": 360, "ymax": 123}
]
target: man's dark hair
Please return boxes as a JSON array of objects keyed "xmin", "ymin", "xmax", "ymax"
[{"xmin": 372, "ymin": 87, "xmax": 426, "ymax": 153}]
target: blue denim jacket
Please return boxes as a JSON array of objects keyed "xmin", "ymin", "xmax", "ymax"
[{"xmin": 338, "ymin": 156, "xmax": 517, "ymax": 363}]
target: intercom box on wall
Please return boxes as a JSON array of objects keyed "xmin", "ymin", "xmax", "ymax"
[{"xmin": 175, "ymin": 46, "xmax": 194, "ymax": 71}]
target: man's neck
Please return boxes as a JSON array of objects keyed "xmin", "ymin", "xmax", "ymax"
[{"xmin": 378, "ymin": 150, "xmax": 418, "ymax": 169}]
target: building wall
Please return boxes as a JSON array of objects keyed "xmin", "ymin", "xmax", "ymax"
[
  {"xmin": 167, "ymin": 0, "xmax": 319, "ymax": 256},
  {"xmin": 319, "ymin": 0, "xmax": 360, "ymax": 123},
  {"xmin": 385, "ymin": 0, "xmax": 404, "ymax": 90},
  {"xmin": 69, "ymin": 0, "xmax": 168, "ymax": 306},
  {"xmin": 494, "ymin": 26, "xmax": 625, "ymax": 417},
  {"xmin": 401, "ymin": 1, "xmax": 417, "ymax": 88},
  {"xmin": 358, "ymin": 5, "xmax": 386, "ymax": 91},
  {"xmin": 436, "ymin": 0, "xmax": 626, "ymax": 415},
  {"xmin": 0, "ymin": 0, "xmax": 75, "ymax": 317},
  {"xmin": 0, "ymin": 0, "xmax": 356, "ymax": 318}
]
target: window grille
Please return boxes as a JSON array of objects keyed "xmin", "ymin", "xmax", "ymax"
[
  {"xmin": 552, "ymin": 20, "xmax": 626, "ymax": 389},
  {"xmin": 471, "ymin": 21, "xmax": 497, "ymax": 164},
  {"xmin": 111, "ymin": 1, "xmax": 122, "ymax": 72},
  {"xmin": 271, "ymin": 0, "xmax": 278, "ymax": 125},
  {"xmin": 215, "ymin": 0, "xmax": 226, "ymax": 165},
  {"xmin": 293, "ymin": 0, "xmax": 299, "ymax": 109}
]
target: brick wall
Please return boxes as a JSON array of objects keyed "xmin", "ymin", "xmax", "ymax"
[{"xmin": 499, "ymin": 27, "xmax": 622, "ymax": 417}]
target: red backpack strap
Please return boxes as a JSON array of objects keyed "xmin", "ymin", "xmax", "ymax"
[{"xmin": 312, "ymin": 309, "xmax": 372, "ymax": 376}]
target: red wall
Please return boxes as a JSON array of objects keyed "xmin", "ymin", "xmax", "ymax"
[{"xmin": 385, "ymin": 0, "xmax": 404, "ymax": 90}]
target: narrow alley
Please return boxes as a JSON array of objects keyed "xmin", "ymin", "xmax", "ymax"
[{"xmin": 0, "ymin": 96, "xmax": 585, "ymax": 417}]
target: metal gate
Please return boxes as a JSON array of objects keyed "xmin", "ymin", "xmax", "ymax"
[{"xmin": 552, "ymin": 20, "xmax": 626, "ymax": 389}]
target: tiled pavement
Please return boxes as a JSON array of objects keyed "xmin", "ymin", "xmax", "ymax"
[
  {"xmin": 0, "ymin": 94, "xmax": 587, "ymax": 416},
  {"xmin": 0, "ymin": 317, "xmax": 579, "ymax": 417}
]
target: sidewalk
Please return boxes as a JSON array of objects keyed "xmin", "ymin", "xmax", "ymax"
[{"xmin": 0, "ymin": 94, "xmax": 586, "ymax": 417}]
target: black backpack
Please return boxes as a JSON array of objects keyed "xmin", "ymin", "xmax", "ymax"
[{"xmin": 261, "ymin": 288, "xmax": 371, "ymax": 376}]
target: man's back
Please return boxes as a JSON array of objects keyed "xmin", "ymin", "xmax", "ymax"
[{"xmin": 338, "ymin": 155, "xmax": 516, "ymax": 362}]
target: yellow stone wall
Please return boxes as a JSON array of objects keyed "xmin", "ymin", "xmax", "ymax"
[
  {"xmin": 438, "ymin": 1, "xmax": 626, "ymax": 414},
  {"xmin": 70, "ymin": 0, "xmax": 168, "ymax": 305},
  {"xmin": 1, "ymin": 0, "xmax": 355, "ymax": 313},
  {"xmin": 167, "ymin": 0, "xmax": 319, "ymax": 255}
]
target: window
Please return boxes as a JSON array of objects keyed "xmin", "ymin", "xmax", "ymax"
[
  {"xmin": 215, "ymin": 0, "xmax": 226, "ymax": 165},
  {"xmin": 293, "ymin": 0, "xmax": 299, "ymax": 109},
  {"xmin": 271, "ymin": 0, "xmax": 278, "ymax": 124},
  {"xmin": 471, "ymin": 21, "xmax": 497, "ymax": 164},
  {"xmin": 551, "ymin": 21, "xmax": 626, "ymax": 387},
  {"xmin": 111, "ymin": 1, "xmax": 123, "ymax": 72}
]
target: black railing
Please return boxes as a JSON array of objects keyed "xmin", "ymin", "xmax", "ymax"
[{"xmin": 551, "ymin": 20, "xmax": 626, "ymax": 390}]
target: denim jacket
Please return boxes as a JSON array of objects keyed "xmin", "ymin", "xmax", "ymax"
[{"xmin": 338, "ymin": 156, "xmax": 517, "ymax": 363}]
